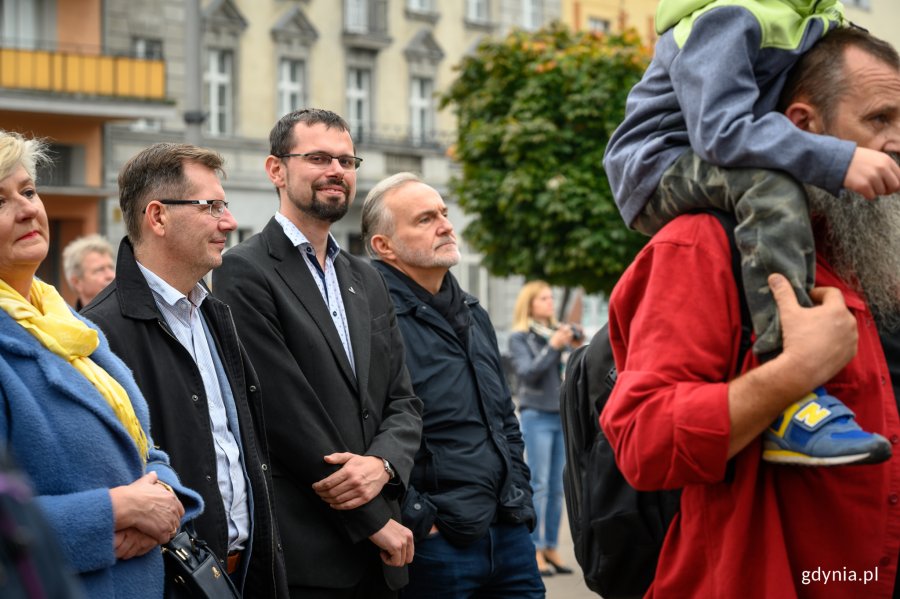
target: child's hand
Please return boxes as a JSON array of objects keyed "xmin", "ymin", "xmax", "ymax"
[{"xmin": 843, "ymin": 147, "xmax": 900, "ymax": 199}]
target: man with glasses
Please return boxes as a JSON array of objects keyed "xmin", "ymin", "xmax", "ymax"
[
  {"xmin": 213, "ymin": 109, "xmax": 422, "ymax": 598},
  {"xmin": 83, "ymin": 143, "xmax": 288, "ymax": 597}
]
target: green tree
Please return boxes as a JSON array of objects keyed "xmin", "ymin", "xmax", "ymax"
[{"xmin": 440, "ymin": 23, "xmax": 650, "ymax": 295}]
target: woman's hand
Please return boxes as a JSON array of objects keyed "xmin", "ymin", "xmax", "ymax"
[
  {"xmin": 109, "ymin": 472, "xmax": 184, "ymax": 545},
  {"xmin": 549, "ymin": 325, "xmax": 576, "ymax": 350},
  {"xmin": 114, "ymin": 527, "xmax": 160, "ymax": 560}
]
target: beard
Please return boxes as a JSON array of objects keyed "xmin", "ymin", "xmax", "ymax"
[
  {"xmin": 393, "ymin": 236, "xmax": 461, "ymax": 269},
  {"xmin": 289, "ymin": 177, "xmax": 352, "ymax": 223},
  {"xmin": 806, "ymin": 184, "xmax": 900, "ymax": 331}
]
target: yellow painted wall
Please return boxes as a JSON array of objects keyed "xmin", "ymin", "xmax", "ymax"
[
  {"xmin": 562, "ymin": 0, "xmax": 659, "ymax": 44},
  {"xmin": 564, "ymin": 0, "xmax": 900, "ymax": 50},
  {"xmin": 844, "ymin": 0, "xmax": 900, "ymax": 54}
]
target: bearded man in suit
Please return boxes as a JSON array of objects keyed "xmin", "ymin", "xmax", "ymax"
[{"xmin": 213, "ymin": 108, "xmax": 422, "ymax": 599}]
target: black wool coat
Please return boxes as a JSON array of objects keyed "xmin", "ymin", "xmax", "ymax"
[
  {"xmin": 212, "ymin": 217, "xmax": 423, "ymax": 592},
  {"xmin": 82, "ymin": 238, "xmax": 289, "ymax": 598}
]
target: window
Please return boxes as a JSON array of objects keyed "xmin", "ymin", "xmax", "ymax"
[
  {"xmin": 587, "ymin": 17, "xmax": 610, "ymax": 33},
  {"xmin": 522, "ymin": 0, "xmax": 541, "ymax": 30},
  {"xmin": 131, "ymin": 38, "xmax": 164, "ymax": 131},
  {"xmin": 278, "ymin": 58, "xmax": 306, "ymax": 117},
  {"xmin": 410, "ymin": 76, "xmax": 434, "ymax": 144},
  {"xmin": 226, "ymin": 227, "xmax": 253, "ymax": 250},
  {"xmin": 407, "ymin": 0, "xmax": 431, "ymax": 11},
  {"xmin": 133, "ymin": 37, "xmax": 163, "ymax": 60},
  {"xmin": 346, "ymin": 67, "xmax": 372, "ymax": 140},
  {"xmin": 36, "ymin": 143, "xmax": 85, "ymax": 187},
  {"xmin": 1, "ymin": 0, "xmax": 46, "ymax": 48},
  {"xmin": 345, "ymin": 0, "xmax": 368, "ymax": 33},
  {"xmin": 453, "ymin": 255, "xmax": 489, "ymax": 311},
  {"xmin": 205, "ymin": 49, "xmax": 234, "ymax": 136},
  {"xmin": 466, "ymin": 0, "xmax": 489, "ymax": 23}
]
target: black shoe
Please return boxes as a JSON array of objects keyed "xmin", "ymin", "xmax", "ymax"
[{"xmin": 544, "ymin": 553, "xmax": 573, "ymax": 575}]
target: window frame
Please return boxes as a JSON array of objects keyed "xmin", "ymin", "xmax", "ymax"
[
  {"xmin": 409, "ymin": 76, "xmax": 435, "ymax": 145},
  {"xmin": 345, "ymin": 0, "xmax": 369, "ymax": 33},
  {"xmin": 466, "ymin": 0, "xmax": 490, "ymax": 23},
  {"xmin": 205, "ymin": 48, "xmax": 234, "ymax": 136},
  {"xmin": 346, "ymin": 66, "xmax": 372, "ymax": 140},
  {"xmin": 278, "ymin": 57, "xmax": 307, "ymax": 117}
]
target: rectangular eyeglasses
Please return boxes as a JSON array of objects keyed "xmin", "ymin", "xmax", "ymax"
[
  {"xmin": 277, "ymin": 152, "xmax": 363, "ymax": 170},
  {"xmin": 148, "ymin": 199, "xmax": 229, "ymax": 218}
]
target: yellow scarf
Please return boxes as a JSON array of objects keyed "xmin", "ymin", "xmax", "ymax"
[{"xmin": 0, "ymin": 278, "xmax": 149, "ymax": 463}]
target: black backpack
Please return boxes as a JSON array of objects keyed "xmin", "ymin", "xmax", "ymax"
[{"xmin": 560, "ymin": 211, "xmax": 751, "ymax": 598}]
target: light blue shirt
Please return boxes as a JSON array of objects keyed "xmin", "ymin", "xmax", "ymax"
[
  {"xmin": 275, "ymin": 212, "xmax": 356, "ymax": 375},
  {"xmin": 136, "ymin": 262, "xmax": 250, "ymax": 551}
]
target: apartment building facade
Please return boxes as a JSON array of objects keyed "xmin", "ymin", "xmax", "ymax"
[
  {"xmin": 101, "ymin": 0, "xmax": 561, "ymax": 319},
  {"xmin": 0, "ymin": 0, "xmax": 172, "ymax": 302}
]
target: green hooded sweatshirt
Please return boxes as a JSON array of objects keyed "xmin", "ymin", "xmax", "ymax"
[{"xmin": 656, "ymin": 0, "xmax": 845, "ymax": 49}]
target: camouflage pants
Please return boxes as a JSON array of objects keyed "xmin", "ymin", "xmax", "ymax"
[{"xmin": 633, "ymin": 150, "xmax": 814, "ymax": 356}]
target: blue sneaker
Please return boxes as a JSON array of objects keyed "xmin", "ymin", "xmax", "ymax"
[{"xmin": 763, "ymin": 387, "xmax": 892, "ymax": 466}]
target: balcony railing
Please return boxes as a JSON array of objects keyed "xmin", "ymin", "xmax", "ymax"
[{"xmin": 0, "ymin": 46, "xmax": 165, "ymax": 100}]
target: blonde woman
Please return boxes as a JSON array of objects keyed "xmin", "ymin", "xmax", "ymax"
[
  {"xmin": 0, "ymin": 130, "xmax": 201, "ymax": 597},
  {"xmin": 509, "ymin": 281, "xmax": 583, "ymax": 577}
]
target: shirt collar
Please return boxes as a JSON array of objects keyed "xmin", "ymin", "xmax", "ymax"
[
  {"xmin": 275, "ymin": 211, "xmax": 341, "ymax": 260},
  {"xmin": 135, "ymin": 261, "xmax": 208, "ymax": 309}
]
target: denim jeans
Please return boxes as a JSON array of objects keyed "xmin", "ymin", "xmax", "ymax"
[
  {"xmin": 519, "ymin": 408, "xmax": 565, "ymax": 550},
  {"xmin": 401, "ymin": 523, "xmax": 545, "ymax": 598}
]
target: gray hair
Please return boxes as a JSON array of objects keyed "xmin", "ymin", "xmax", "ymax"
[
  {"xmin": 63, "ymin": 234, "xmax": 115, "ymax": 281},
  {"xmin": 361, "ymin": 172, "xmax": 422, "ymax": 258}
]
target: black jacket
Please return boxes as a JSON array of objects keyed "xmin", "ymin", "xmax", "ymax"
[
  {"xmin": 212, "ymin": 219, "xmax": 423, "ymax": 591},
  {"xmin": 373, "ymin": 262, "xmax": 535, "ymax": 546},
  {"xmin": 82, "ymin": 239, "xmax": 288, "ymax": 598}
]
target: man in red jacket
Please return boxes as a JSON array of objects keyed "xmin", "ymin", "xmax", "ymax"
[{"xmin": 601, "ymin": 27, "xmax": 900, "ymax": 598}]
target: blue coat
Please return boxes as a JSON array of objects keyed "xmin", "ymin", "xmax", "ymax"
[{"xmin": 0, "ymin": 307, "xmax": 202, "ymax": 598}]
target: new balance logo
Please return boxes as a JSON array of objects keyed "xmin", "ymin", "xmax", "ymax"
[{"xmin": 794, "ymin": 401, "xmax": 832, "ymax": 427}]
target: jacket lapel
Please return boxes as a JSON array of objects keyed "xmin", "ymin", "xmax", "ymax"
[
  {"xmin": 262, "ymin": 220, "xmax": 359, "ymax": 392},
  {"xmin": 335, "ymin": 253, "xmax": 369, "ymax": 397}
]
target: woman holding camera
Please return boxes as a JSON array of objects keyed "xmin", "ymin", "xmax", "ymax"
[{"xmin": 509, "ymin": 281, "xmax": 583, "ymax": 577}]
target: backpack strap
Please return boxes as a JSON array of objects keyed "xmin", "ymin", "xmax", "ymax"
[
  {"xmin": 705, "ymin": 209, "xmax": 753, "ymax": 483},
  {"xmin": 706, "ymin": 209, "xmax": 753, "ymax": 377}
]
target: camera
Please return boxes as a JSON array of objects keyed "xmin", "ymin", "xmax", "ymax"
[{"xmin": 568, "ymin": 323, "xmax": 585, "ymax": 342}]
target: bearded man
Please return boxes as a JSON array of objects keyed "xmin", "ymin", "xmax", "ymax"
[
  {"xmin": 213, "ymin": 109, "xmax": 422, "ymax": 599},
  {"xmin": 360, "ymin": 173, "xmax": 544, "ymax": 598},
  {"xmin": 599, "ymin": 27, "xmax": 900, "ymax": 598}
]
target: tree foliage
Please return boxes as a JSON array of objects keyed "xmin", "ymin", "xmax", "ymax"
[{"xmin": 440, "ymin": 24, "xmax": 651, "ymax": 294}]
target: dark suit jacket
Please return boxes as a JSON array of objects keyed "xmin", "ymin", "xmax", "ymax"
[
  {"xmin": 212, "ymin": 217, "xmax": 423, "ymax": 591},
  {"xmin": 83, "ymin": 238, "xmax": 289, "ymax": 597}
]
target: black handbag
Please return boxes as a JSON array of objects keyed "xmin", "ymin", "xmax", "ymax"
[{"xmin": 161, "ymin": 523, "xmax": 240, "ymax": 599}]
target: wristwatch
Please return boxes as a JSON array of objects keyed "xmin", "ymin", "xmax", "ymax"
[{"xmin": 382, "ymin": 458, "xmax": 397, "ymax": 481}]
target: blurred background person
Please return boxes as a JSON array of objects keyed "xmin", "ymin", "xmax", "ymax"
[
  {"xmin": 0, "ymin": 129, "xmax": 201, "ymax": 597},
  {"xmin": 63, "ymin": 234, "xmax": 116, "ymax": 310},
  {"xmin": 509, "ymin": 281, "xmax": 583, "ymax": 577}
]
